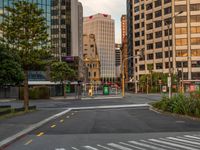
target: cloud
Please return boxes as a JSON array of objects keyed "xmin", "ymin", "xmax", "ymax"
[{"xmin": 79, "ymin": 0, "xmax": 126, "ymax": 43}]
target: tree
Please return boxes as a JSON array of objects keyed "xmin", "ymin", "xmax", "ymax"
[
  {"xmin": 0, "ymin": 1, "xmax": 51, "ymax": 111},
  {"xmin": 0, "ymin": 44, "xmax": 24, "ymax": 86},
  {"xmin": 50, "ymin": 61, "xmax": 75, "ymax": 98}
]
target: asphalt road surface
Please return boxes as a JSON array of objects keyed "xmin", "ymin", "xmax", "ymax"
[{"xmin": 4, "ymin": 106, "xmax": 200, "ymax": 150}]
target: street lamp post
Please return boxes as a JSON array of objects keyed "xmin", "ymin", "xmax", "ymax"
[
  {"xmin": 122, "ymin": 49, "xmax": 144, "ymax": 97},
  {"xmin": 165, "ymin": 11, "xmax": 183, "ymax": 99}
]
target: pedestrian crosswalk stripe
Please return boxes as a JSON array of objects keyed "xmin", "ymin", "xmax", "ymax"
[
  {"xmin": 184, "ymin": 135, "xmax": 200, "ymax": 140},
  {"xmin": 167, "ymin": 137, "xmax": 200, "ymax": 146},
  {"xmin": 161, "ymin": 138, "xmax": 200, "ymax": 149},
  {"xmin": 119, "ymin": 142, "xmax": 146, "ymax": 150},
  {"xmin": 140, "ymin": 140, "xmax": 178, "ymax": 150},
  {"xmin": 83, "ymin": 146, "xmax": 99, "ymax": 150},
  {"xmin": 97, "ymin": 144, "xmax": 114, "ymax": 150},
  {"xmin": 107, "ymin": 143, "xmax": 133, "ymax": 150},
  {"xmin": 129, "ymin": 140, "xmax": 166, "ymax": 150},
  {"xmin": 149, "ymin": 138, "xmax": 198, "ymax": 150},
  {"xmin": 71, "ymin": 134, "xmax": 200, "ymax": 150}
]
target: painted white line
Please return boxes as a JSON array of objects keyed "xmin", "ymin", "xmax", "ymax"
[
  {"xmin": 141, "ymin": 140, "xmax": 178, "ymax": 150},
  {"xmin": 83, "ymin": 146, "xmax": 99, "ymax": 150},
  {"xmin": 184, "ymin": 135, "xmax": 200, "ymax": 140},
  {"xmin": 81, "ymin": 96, "xmax": 122, "ymax": 100},
  {"xmin": 71, "ymin": 104, "xmax": 149, "ymax": 110},
  {"xmin": 149, "ymin": 139, "xmax": 198, "ymax": 150},
  {"xmin": 176, "ymin": 136, "xmax": 200, "ymax": 143},
  {"xmin": 55, "ymin": 148, "xmax": 66, "ymax": 150},
  {"xmin": 71, "ymin": 147, "xmax": 80, "ymax": 150},
  {"xmin": 129, "ymin": 141, "xmax": 166, "ymax": 150},
  {"xmin": 107, "ymin": 143, "xmax": 133, "ymax": 150},
  {"xmin": 119, "ymin": 142, "xmax": 146, "ymax": 150},
  {"xmin": 167, "ymin": 137, "xmax": 200, "ymax": 146},
  {"xmin": 161, "ymin": 138, "xmax": 200, "ymax": 149},
  {"xmin": 0, "ymin": 108, "xmax": 72, "ymax": 148},
  {"xmin": 97, "ymin": 144, "xmax": 114, "ymax": 150}
]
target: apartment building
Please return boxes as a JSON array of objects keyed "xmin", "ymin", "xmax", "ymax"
[{"xmin": 131, "ymin": 0, "xmax": 200, "ymax": 86}]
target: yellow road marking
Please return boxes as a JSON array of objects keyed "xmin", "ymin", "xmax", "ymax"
[
  {"xmin": 24, "ymin": 139, "xmax": 33, "ymax": 145},
  {"xmin": 37, "ymin": 132, "xmax": 44, "ymax": 137},
  {"xmin": 51, "ymin": 124, "xmax": 56, "ymax": 128},
  {"xmin": 66, "ymin": 116, "xmax": 70, "ymax": 118},
  {"xmin": 60, "ymin": 119, "xmax": 64, "ymax": 123}
]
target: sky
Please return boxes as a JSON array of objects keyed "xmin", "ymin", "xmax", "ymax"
[{"xmin": 79, "ymin": 0, "xmax": 126, "ymax": 44}]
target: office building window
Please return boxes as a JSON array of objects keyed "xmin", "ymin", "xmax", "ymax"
[
  {"xmin": 165, "ymin": 40, "xmax": 172, "ymax": 47},
  {"xmin": 175, "ymin": 16, "xmax": 187, "ymax": 23},
  {"xmin": 176, "ymin": 38, "xmax": 187, "ymax": 46},
  {"xmin": 191, "ymin": 61, "xmax": 200, "ymax": 67},
  {"xmin": 135, "ymin": 14, "xmax": 140, "ymax": 21},
  {"xmin": 139, "ymin": 65, "xmax": 145, "ymax": 71},
  {"xmin": 135, "ymin": 40, "xmax": 140, "ymax": 46},
  {"xmin": 147, "ymin": 43, "xmax": 153, "ymax": 50},
  {"xmin": 155, "ymin": 41, "xmax": 163, "ymax": 48},
  {"xmin": 147, "ymin": 54, "xmax": 154, "ymax": 60},
  {"xmin": 146, "ymin": 13, "xmax": 153, "ymax": 20},
  {"xmin": 190, "ymin": 4, "xmax": 200, "ymax": 11},
  {"xmin": 146, "ymin": 23, "xmax": 153, "ymax": 30},
  {"xmin": 164, "ymin": 29, "xmax": 172, "ymax": 36},
  {"xmin": 155, "ymin": 0, "xmax": 162, "ymax": 7},
  {"xmin": 155, "ymin": 20, "xmax": 162, "ymax": 28},
  {"xmin": 176, "ymin": 50, "xmax": 188, "ymax": 57},
  {"xmin": 146, "ymin": 3, "xmax": 153, "ymax": 10},
  {"xmin": 164, "ymin": 0, "xmax": 171, "ymax": 4},
  {"xmin": 147, "ymin": 33, "xmax": 153, "ymax": 40},
  {"xmin": 176, "ymin": 61, "xmax": 188, "ymax": 68},
  {"xmin": 175, "ymin": 5, "xmax": 187, "ymax": 12},
  {"xmin": 135, "ymin": 23, "xmax": 140, "ymax": 29},
  {"xmin": 135, "ymin": 32, "xmax": 140, "ymax": 38},
  {"xmin": 191, "ymin": 49, "xmax": 200, "ymax": 56},
  {"xmin": 191, "ymin": 27, "xmax": 200, "ymax": 33},
  {"xmin": 164, "ymin": 7, "xmax": 172, "ymax": 15},
  {"xmin": 176, "ymin": 27, "xmax": 187, "ymax": 34},
  {"xmin": 191, "ymin": 15, "xmax": 200, "ymax": 22},
  {"xmin": 156, "ymin": 63, "xmax": 163, "ymax": 69},
  {"xmin": 134, "ymin": 6, "xmax": 140, "ymax": 12},
  {"xmin": 156, "ymin": 52, "xmax": 163, "ymax": 59},
  {"xmin": 155, "ymin": 31, "xmax": 162, "ymax": 38},
  {"xmin": 155, "ymin": 10, "xmax": 162, "ymax": 18},
  {"xmin": 191, "ymin": 38, "xmax": 200, "ymax": 45}
]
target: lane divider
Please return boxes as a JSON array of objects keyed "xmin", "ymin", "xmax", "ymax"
[
  {"xmin": 24, "ymin": 139, "xmax": 33, "ymax": 146},
  {"xmin": 51, "ymin": 125, "xmax": 56, "ymax": 128},
  {"xmin": 37, "ymin": 132, "xmax": 44, "ymax": 137},
  {"xmin": 60, "ymin": 119, "xmax": 64, "ymax": 123}
]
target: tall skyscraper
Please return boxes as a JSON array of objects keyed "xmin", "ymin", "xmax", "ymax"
[
  {"xmin": 127, "ymin": 0, "xmax": 134, "ymax": 80},
  {"xmin": 130, "ymin": 0, "xmax": 200, "ymax": 91},
  {"xmin": 121, "ymin": 15, "xmax": 127, "ymax": 44},
  {"xmin": 51, "ymin": 0, "xmax": 83, "ymax": 60},
  {"xmin": 115, "ymin": 44, "xmax": 122, "ymax": 78},
  {"xmin": 83, "ymin": 13, "xmax": 116, "ymax": 82}
]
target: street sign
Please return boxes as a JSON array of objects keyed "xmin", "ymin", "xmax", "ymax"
[{"xmin": 168, "ymin": 77, "xmax": 171, "ymax": 87}]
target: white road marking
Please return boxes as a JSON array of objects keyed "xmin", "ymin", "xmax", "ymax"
[
  {"xmin": 149, "ymin": 138, "xmax": 198, "ymax": 150},
  {"xmin": 129, "ymin": 141, "xmax": 166, "ymax": 150},
  {"xmin": 140, "ymin": 140, "xmax": 178, "ymax": 150},
  {"xmin": 97, "ymin": 144, "xmax": 114, "ymax": 150},
  {"xmin": 55, "ymin": 148, "xmax": 66, "ymax": 150},
  {"xmin": 71, "ymin": 147, "xmax": 80, "ymax": 150},
  {"xmin": 161, "ymin": 138, "xmax": 200, "ymax": 148},
  {"xmin": 119, "ymin": 142, "xmax": 146, "ymax": 150},
  {"xmin": 107, "ymin": 143, "xmax": 133, "ymax": 150},
  {"xmin": 167, "ymin": 137, "xmax": 200, "ymax": 146},
  {"xmin": 83, "ymin": 146, "xmax": 99, "ymax": 150},
  {"xmin": 184, "ymin": 135, "xmax": 200, "ymax": 140}
]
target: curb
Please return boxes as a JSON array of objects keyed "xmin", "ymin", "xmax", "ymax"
[
  {"xmin": 0, "ymin": 103, "xmax": 150, "ymax": 149},
  {"xmin": 149, "ymin": 105, "xmax": 200, "ymax": 121},
  {"xmin": 0, "ymin": 108, "xmax": 72, "ymax": 149},
  {"xmin": 81, "ymin": 96, "xmax": 123, "ymax": 100}
]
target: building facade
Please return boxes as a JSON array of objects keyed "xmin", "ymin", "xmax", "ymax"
[
  {"xmin": 51, "ymin": 0, "xmax": 83, "ymax": 60},
  {"xmin": 83, "ymin": 13, "xmax": 116, "ymax": 82},
  {"xmin": 83, "ymin": 34, "xmax": 100, "ymax": 83},
  {"xmin": 121, "ymin": 15, "xmax": 127, "ymax": 44},
  {"xmin": 115, "ymin": 44, "xmax": 122, "ymax": 78},
  {"xmin": 127, "ymin": 0, "xmax": 134, "ymax": 80},
  {"xmin": 131, "ymin": 0, "xmax": 200, "ymax": 88}
]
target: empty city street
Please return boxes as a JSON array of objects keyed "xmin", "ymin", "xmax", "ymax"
[{"xmin": 4, "ymin": 104, "xmax": 200, "ymax": 150}]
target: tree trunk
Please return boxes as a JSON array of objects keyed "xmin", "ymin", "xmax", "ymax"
[
  {"xmin": 24, "ymin": 70, "xmax": 29, "ymax": 112},
  {"xmin": 63, "ymin": 83, "xmax": 66, "ymax": 98}
]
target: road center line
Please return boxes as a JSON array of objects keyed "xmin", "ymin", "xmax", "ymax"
[
  {"xmin": 24, "ymin": 139, "xmax": 33, "ymax": 146},
  {"xmin": 37, "ymin": 132, "xmax": 44, "ymax": 137},
  {"xmin": 51, "ymin": 125, "xmax": 56, "ymax": 128}
]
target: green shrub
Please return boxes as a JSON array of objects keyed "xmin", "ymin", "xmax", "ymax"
[{"xmin": 153, "ymin": 92, "xmax": 200, "ymax": 117}]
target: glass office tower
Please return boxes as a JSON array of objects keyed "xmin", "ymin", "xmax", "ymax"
[{"xmin": 0, "ymin": 0, "xmax": 51, "ymax": 38}]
